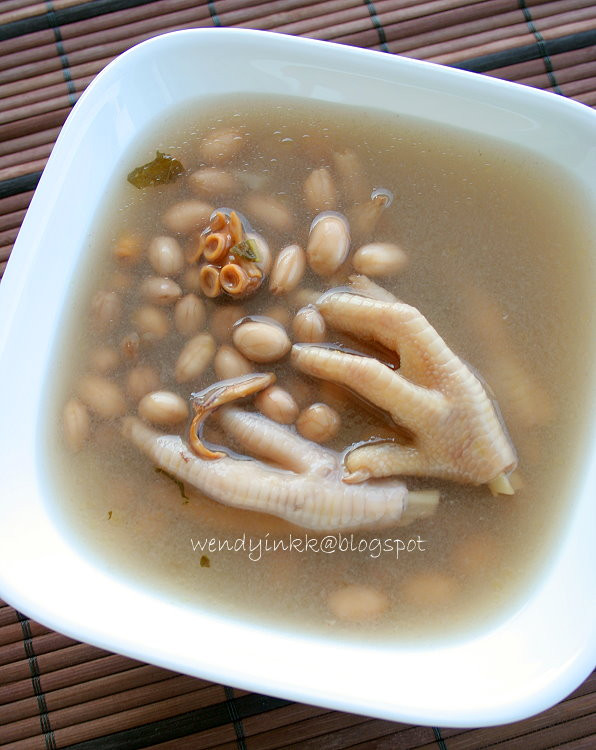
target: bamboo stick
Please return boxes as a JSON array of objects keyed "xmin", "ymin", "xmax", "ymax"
[
  {"xmin": 0, "ymin": 66, "xmax": 80, "ymax": 100},
  {"xmin": 0, "ymin": 190, "xmax": 35, "ymax": 215},
  {"xmin": 59, "ymin": 3, "xmax": 211, "ymax": 51},
  {"xmin": 149, "ymin": 723, "xmax": 238, "ymax": 750},
  {"xmin": 1, "ymin": 241, "xmax": 18, "ymax": 262},
  {"xmin": 0, "ymin": 157, "xmax": 49, "ymax": 183},
  {"xmin": 0, "ymin": 620, "xmax": 51, "ymax": 648},
  {"xmin": 0, "ymin": 0, "xmax": 42, "ymax": 15},
  {"xmin": 0, "ymin": 0, "xmax": 82, "ymax": 25},
  {"xmin": 0, "ymin": 2, "xmax": 47, "ymax": 26},
  {"xmin": 0, "ymin": 28, "xmax": 54, "ymax": 58},
  {"xmin": 1, "ymin": 242, "xmax": 17, "ymax": 267},
  {"xmin": 0, "ymin": 674, "xmax": 204, "ymax": 744},
  {"xmin": 0, "ymin": 664, "xmax": 190, "ymax": 723},
  {"xmin": 266, "ymin": 0, "xmax": 513, "ymax": 37},
  {"xmin": 0, "ymin": 80, "xmax": 75, "ymax": 114},
  {"xmin": 0, "ymin": 94, "xmax": 75, "ymax": 128},
  {"xmin": 534, "ymin": 8, "xmax": 596, "ymax": 34},
  {"xmin": 561, "ymin": 74, "xmax": 596, "ymax": 96},
  {"xmin": 0, "ymin": 39, "xmax": 60, "ymax": 78},
  {"xmin": 540, "ymin": 17, "xmax": 596, "ymax": 39},
  {"xmin": 0, "ymin": 607, "xmax": 17, "ymax": 628},
  {"xmin": 3, "ymin": 684, "xmax": 225, "ymax": 750},
  {"xmin": 409, "ymin": 29, "xmax": 536, "ymax": 64},
  {"xmin": 0, "ymin": 631, "xmax": 78, "ymax": 668},
  {"xmin": 0, "ymin": 653, "xmax": 142, "ymax": 705},
  {"xmin": 0, "ymin": 143, "xmax": 54, "ymax": 173},
  {"xmin": 230, "ymin": 1, "xmax": 363, "ymax": 32},
  {"xmin": 241, "ymin": 701, "xmax": 329, "ymax": 735},
  {"xmin": 0, "ymin": 108, "xmax": 69, "ymax": 144},
  {"xmin": 485, "ymin": 56, "xmax": 551, "ymax": 81},
  {"xmin": 0, "ymin": 126, "xmax": 61, "ymax": 159},
  {"xmin": 530, "ymin": 0, "xmax": 595, "ymax": 22},
  {"xmin": 553, "ymin": 60, "xmax": 596, "ymax": 85},
  {"xmin": 0, "ymin": 642, "xmax": 110, "ymax": 685},
  {"xmin": 547, "ymin": 45, "xmax": 596, "ymax": 69},
  {"xmin": 377, "ymin": 8, "xmax": 526, "ymax": 53}
]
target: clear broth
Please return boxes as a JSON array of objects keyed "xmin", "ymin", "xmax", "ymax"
[{"xmin": 45, "ymin": 95, "xmax": 594, "ymax": 643}]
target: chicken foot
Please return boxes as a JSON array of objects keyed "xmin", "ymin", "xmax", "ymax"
[
  {"xmin": 291, "ymin": 290, "xmax": 517, "ymax": 489},
  {"xmin": 121, "ymin": 407, "xmax": 412, "ymax": 531}
]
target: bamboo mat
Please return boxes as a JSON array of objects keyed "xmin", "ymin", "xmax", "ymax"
[{"xmin": 1, "ymin": 1, "xmax": 595, "ymax": 748}]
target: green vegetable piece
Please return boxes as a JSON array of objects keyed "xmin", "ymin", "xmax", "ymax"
[
  {"xmin": 230, "ymin": 238, "xmax": 260, "ymax": 262},
  {"xmin": 200, "ymin": 555, "xmax": 210, "ymax": 568},
  {"xmin": 155, "ymin": 467, "xmax": 189, "ymax": 500},
  {"xmin": 127, "ymin": 151, "xmax": 184, "ymax": 188}
]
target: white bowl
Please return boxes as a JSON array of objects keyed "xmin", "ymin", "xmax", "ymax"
[{"xmin": 0, "ymin": 29, "xmax": 595, "ymax": 728}]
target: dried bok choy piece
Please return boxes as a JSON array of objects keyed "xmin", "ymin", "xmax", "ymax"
[
  {"xmin": 230, "ymin": 238, "xmax": 260, "ymax": 262},
  {"xmin": 127, "ymin": 151, "xmax": 185, "ymax": 188}
]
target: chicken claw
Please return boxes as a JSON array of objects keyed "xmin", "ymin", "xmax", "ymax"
[
  {"xmin": 189, "ymin": 373, "xmax": 275, "ymax": 459},
  {"xmin": 291, "ymin": 290, "xmax": 517, "ymax": 487},
  {"xmin": 122, "ymin": 409, "xmax": 411, "ymax": 531}
]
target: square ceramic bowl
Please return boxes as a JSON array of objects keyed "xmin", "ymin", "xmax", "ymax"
[{"xmin": 0, "ymin": 29, "xmax": 595, "ymax": 728}]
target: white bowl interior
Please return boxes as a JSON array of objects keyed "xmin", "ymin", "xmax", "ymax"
[{"xmin": 0, "ymin": 29, "xmax": 595, "ymax": 727}]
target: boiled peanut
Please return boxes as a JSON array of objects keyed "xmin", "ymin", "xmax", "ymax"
[
  {"xmin": 200, "ymin": 127, "xmax": 243, "ymax": 163},
  {"xmin": 77, "ymin": 375, "xmax": 126, "ymax": 419},
  {"xmin": 148, "ymin": 236, "xmax": 184, "ymax": 276},
  {"xmin": 269, "ymin": 244, "xmax": 305, "ymax": 295},
  {"xmin": 113, "ymin": 233, "xmax": 143, "ymax": 264},
  {"xmin": 255, "ymin": 386, "xmax": 299, "ymax": 425},
  {"xmin": 304, "ymin": 167, "xmax": 337, "ymax": 212},
  {"xmin": 290, "ymin": 287, "xmax": 322, "ymax": 309},
  {"xmin": 451, "ymin": 535, "xmax": 498, "ymax": 576},
  {"xmin": 182, "ymin": 266, "xmax": 202, "ymax": 292},
  {"xmin": 400, "ymin": 572, "xmax": 457, "ymax": 608},
  {"xmin": 138, "ymin": 391, "xmax": 188, "ymax": 426},
  {"xmin": 140, "ymin": 276, "xmax": 182, "ymax": 305},
  {"xmin": 120, "ymin": 331, "xmax": 140, "ymax": 360},
  {"xmin": 285, "ymin": 377, "xmax": 315, "ymax": 408},
  {"xmin": 264, "ymin": 305, "xmax": 291, "ymax": 328},
  {"xmin": 232, "ymin": 319, "xmax": 291, "ymax": 363},
  {"xmin": 244, "ymin": 193, "xmax": 293, "ymax": 233},
  {"xmin": 162, "ymin": 200, "xmax": 212, "ymax": 235},
  {"xmin": 214, "ymin": 345, "xmax": 253, "ymax": 380},
  {"xmin": 62, "ymin": 398, "xmax": 90, "ymax": 452},
  {"xmin": 332, "ymin": 149, "xmax": 368, "ymax": 203},
  {"xmin": 210, "ymin": 305, "xmax": 246, "ymax": 342},
  {"xmin": 247, "ymin": 232, "xmax": 272, "ymax": 274},
  {"xmin": 350, "ymin": 189, "xmax": 393, "ymax": 237},
  {"xmin": 189, "ymin": 167, "xmax": 238, "ymax": 196},
  {"xmin": 175, "ymin": 333, "xmax": 216, "ymax": 383},
  {"xmin": 296, "ymin": 403, "xmax": 340, "ymax": 442},
  {"xmin": 352, "ymin": 242, "xmax": 407, "ymax": 277},
  {"xmin": 131, "ymin": 305, "xmax": 169, "ymax": 342},
  {"xmin": 90, "ymin": 290, "xmax": 121, "ymax": 330},
  {"xmin": 174, "ymin": 293, "xmax": 205, "ymax": 336},
  {"xmin": 126, "ymin": 365, "xmax": 161, "ymax": 402},
  {"xmin": 307, "ymin": 213, "xmax": 350, "ymax": 276},
  {"xmin": 88, "ymin": 346, "xmax": 119, "ymax": 374},
  {"xmin": 328, "ymin": 584, "xmax": 389, "ymax": 622},
  {"xmin": 292, "ymin": 306, "xmax": 326, "ymax": 343},
  {"xmin": 107, "ymin": 270, "xmax": 133, "ymax": 292}
]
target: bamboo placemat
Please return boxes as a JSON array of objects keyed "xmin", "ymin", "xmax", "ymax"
[{"xmin": 1, "ymin": 1, "xmax": 595, "ymax": 748}]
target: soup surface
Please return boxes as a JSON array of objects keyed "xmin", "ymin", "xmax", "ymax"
[{"xmin": 46, "ymin": 95, "xmax": 593, "ymax": 642}]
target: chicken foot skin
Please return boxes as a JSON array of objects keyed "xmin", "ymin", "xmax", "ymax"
[
  {"xmin": 122, "ymin": 410, "xmax": 408, "ymax": 531},
  {"xmin": 291, "ymin": 290, "xmax": 517, "ymax": 486}
]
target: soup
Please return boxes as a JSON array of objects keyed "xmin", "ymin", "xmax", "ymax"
[{"xmin": 45, "ymin": 95, "xmax": 593, "ymax": 641}]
